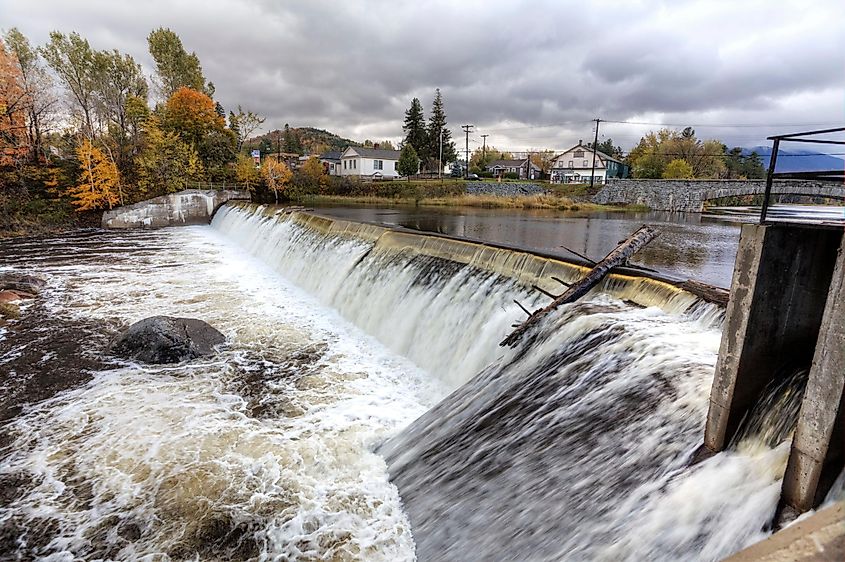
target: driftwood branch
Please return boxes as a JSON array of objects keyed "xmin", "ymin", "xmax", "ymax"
[
  {"xmin": 560, "ymin": 245, "xmax": 597, "ymax": 265},
  {"xmin": 500, "ymin": 225, "xmax": 659, "ymax": 347}
]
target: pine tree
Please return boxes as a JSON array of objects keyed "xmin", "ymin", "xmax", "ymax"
[
  {"xmin": 402, "ymin": 98, "xmax": 427, "ymax": 162},
  {"xmin": 68, "ymin": 139, "xmax": 121, "ymax": 210},
  {"xmin": 426, "ymin": 88, "xmax": 456, "ymax": 170}
]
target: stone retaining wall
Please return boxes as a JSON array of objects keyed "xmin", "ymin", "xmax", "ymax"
[
  {"xmin": 465, "ymin": 182, "xmax": 546, "ymax": 197},
  {"xmin": 591, "ymin": 179, "xmax": 844, "ymax": 212}
]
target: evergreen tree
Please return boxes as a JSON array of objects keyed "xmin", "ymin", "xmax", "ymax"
[
  {"xmin": 282, "ymin": 123, "xmax": 301, "ymax": 154},
  {"xmin": 426, "ymin": 88, "xmax": 456, "ymax": 171},
  {"xmin": 397, "ymin": 143, "xmax": 420, "ymax": 180},
  {"xmin": 402, "ymin": 98, "xmax": 427, "ymax": 162}
]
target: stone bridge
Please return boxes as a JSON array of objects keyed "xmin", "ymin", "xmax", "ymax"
[
  {"xmin": 591, "ymin": 179, "xmax": 845, "ymax": 212},
  {"xmin": 102, "ymin": 189, "xmax": 250, "ymax": 229}
]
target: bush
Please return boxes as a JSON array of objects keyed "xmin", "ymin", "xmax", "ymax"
[{"xmin": 504, "ymin": 172, "xmax": 519, "ymax": 180}]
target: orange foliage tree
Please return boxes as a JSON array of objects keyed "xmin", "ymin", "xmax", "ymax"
[
  {"xmin": 68, "ymin": 139, "xmax": 121, "ymax": 211},
  {"xmin": 0, "ymin": 38, "xmax": 30, "ymax": 167},
  {"xmin": 163, "ymin": 86, "xmax": 224, "ymax": 146},
  {"xmin": 261, "ymin": 157, "xmax": 292, "ymax": 203}
]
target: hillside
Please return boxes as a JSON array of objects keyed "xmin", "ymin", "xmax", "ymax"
[
  {"xmin": 745, "ymin": 146, "xmax": 845, "ymax": 173},
  {"xmin": 245, "ymin": 127, "xmax": 359, "ymax": 155}
]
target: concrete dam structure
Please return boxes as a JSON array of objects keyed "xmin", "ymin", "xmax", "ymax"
[
  {"xmin": 101, "ymin": 189, "xmax": 249, "ymax": 229},
  {"xmin": 6, "ymin": 199, "xmax": 842, "ymax": 560}
]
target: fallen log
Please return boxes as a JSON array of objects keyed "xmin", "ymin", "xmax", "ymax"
[{"xmin": 500, "ymin": 225, "xmax": 659, "ymax": 347}]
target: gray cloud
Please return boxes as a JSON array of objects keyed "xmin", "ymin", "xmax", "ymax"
[{"xmin": 2, "ymin": 0, "xmax": 843, "ymax": 151}]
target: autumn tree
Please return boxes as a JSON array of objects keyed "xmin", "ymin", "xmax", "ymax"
[
  {"xmin": 402, "ymin": 98, "xmax": 427, "ymax": 162},
  {"xmin": 469, "ymin": 146, "xmax": 512, "ymax": 170},
  {"xmin": 662, "ymin": 158, "xmax": 694, "ymax": 179},
  {"xmin": 94, "ymin": 50, "xmax": 147, "ymax": 144},
  {"xmin": 40, "ymin": 31, "xmax": 102, "ymax": 136},
  {"xmin": 4, "ymin": 29, "xmax": 56, "ymax": 163},
  {"xmin": 261, "ymin": 157, "xmax": 292, "ymax": 203},
  {"xmin": 628, "ymin": 128, "xmax": 725, "ymax": 179},
  {"xmin": 163, "ymin": 87, "xmax": 234, "ymax": 174},
  {"xmin": 397, "ymin": 143, "xmax": 420, "ymax": 180},
  {"xmin": 425, "ymin": 88, "xmax": 456, "ymax": 171},
  {"xmin": 234, "ymin": 153, "xmax": 261, "ymax": 190},
  {"xmin": 0, "ymin": 38, "xmax": 30, "ymax": 167},
  {"xmin": 147, "ymin": 28, "xmax": 209, "ymax": 98},
  {"xmin": 228, "ymin": 106, "xmax": 265, "ymax": 152},
  {"xmin": 68, "ymin": 139, "xmax": 121, "ymax": 210},
  {"xmin": 136, "ymin": 117, "xmax": 202, "ymax": 196}
]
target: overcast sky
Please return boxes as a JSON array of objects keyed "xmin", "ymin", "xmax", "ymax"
[{"xmin": 3, "ymin": 0, "xmax": 844, "ymax": 153}]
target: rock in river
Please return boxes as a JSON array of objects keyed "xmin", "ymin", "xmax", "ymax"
[
  {"xmin": 109, "ymin": 316, "xmax": 225, "ymax": 364},
  {"xmin": 0, "ymin": 273, "xmax": 47, "ymax": 295}
]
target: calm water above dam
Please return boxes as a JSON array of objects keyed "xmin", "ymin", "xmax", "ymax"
[{"xmin": 311, "ymin": 204, "xmax": 743, "ymax": 287}]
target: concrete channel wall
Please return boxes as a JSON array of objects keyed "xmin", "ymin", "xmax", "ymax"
[
  {"xmin": 591, "ymin": 179, "xmax": 844, "ymax": 212},
  {"xmin": 102, "ymin": 189, "xmax": 250, "ymax": 229}
]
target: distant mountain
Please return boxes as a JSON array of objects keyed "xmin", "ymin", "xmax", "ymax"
[
  {"xmin": 245, "ymin": 127, "xmax": 359, "ymax": 155},
  {"xmin": 744, "ymin": 146, "xmax": 845, "ymax": 173}
]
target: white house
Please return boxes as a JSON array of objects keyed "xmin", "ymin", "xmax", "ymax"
[
  {"xmin": 340, "ymin": 146, "xmax": 402, "ymax": 179},
  {"xmin": 549, "ymin": 141, "xmax": 630, "ymax": 184}
]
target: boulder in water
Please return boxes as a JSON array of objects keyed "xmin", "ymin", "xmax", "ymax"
[
  {"xmin": 109, "ymin": 316, "xmax": 225, "ymax": 364},
  {"xmin": 0, "ymin": 273, "xmax": 46, "ymax": 295}
]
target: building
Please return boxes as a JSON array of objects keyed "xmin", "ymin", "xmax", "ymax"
[
  {"xmin": 340, "ymin": 146, "xmax": 403, "ymax": 179},
  {"xmin": 486, "ymin": 158, "xmax": 542, "ymax": 180},
  {"xmin": 319, "ymin": 151, "xmax": 343, "ymax": 176},
  {"xmin": 549, "ymin": 141, "xmax": 630, "ymax": 184}
]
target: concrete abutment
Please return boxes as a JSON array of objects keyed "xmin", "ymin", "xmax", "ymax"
[{"xmin": 703, "ymin": 222, "xmax": 845, "ymax": 515}]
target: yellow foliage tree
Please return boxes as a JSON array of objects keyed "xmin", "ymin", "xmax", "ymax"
[
  {"xmin": 68, "ymin": 139, "xmax": 121, "ymax": 211},
  {"xmin": 261, "ymin": 157, "xmax": 292, "ymax": 203},
  {"xmin": 662, "ymin": 158, "xmax": 694, "ymax": 179},
  {"xmin": 235, "ymin": 153, "xmax": 261, "ymax": 191}
]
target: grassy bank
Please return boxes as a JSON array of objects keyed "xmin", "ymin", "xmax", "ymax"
[{"xmin": 298, "ymin": 192, "xmax": 647, "ymax": 212}]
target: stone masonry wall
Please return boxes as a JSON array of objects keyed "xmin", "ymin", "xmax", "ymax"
[{"xmin": 591, "ymin": 179, "xmax": 844, "ymax": 212}]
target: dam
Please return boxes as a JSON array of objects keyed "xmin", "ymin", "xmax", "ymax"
[{"xmin": 0, "ymin": 201, "xmax": 842, "ymax": 560}]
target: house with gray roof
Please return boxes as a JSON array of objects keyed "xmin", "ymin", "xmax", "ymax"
[{"xmin": 340, "ymin": 146, "xmax": 403, "ymax": 179}]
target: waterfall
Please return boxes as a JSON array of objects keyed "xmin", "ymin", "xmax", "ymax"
[{"xmin": 211, "ymin": 203, "xmax": 805, "ymax": 561}]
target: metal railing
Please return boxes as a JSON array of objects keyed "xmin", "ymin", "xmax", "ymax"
[{"xmin": 760, "ymin": 126, "xmax": 845, "ymax": 223}]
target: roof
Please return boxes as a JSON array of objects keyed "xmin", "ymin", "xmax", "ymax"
[
  {"xmin": 344, "ymin": 146, "xmax": 401, "ymax": 159},
  {"xmin": 319, "ymin": 151, "xmax": 342, "ymax": 161},
  {"xmin": 488, "ymin": 159, "xmax": 527, "ymax": 168},
  {"xmin": 557, "ymin": 143, "xmax": 624, "ymax": 165}
]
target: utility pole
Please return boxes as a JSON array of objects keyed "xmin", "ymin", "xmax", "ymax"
[
  {"xmin": 462, "ymin": 124, "xmax": 474, "ymax": 179},
  {"xmin": 481, "ymin": 134, "xmax": 489, "ymax": 164},
  {"xmin": 439, "ymin": 128, "xmax": 444, "ymax": 181},
  {"xmin": 590, "ymin": 118, "xmax": 601, "ymax": 188}
]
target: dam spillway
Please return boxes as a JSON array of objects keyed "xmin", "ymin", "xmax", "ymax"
[{"xmin": 0, "ymin": 202, "xmax": 840, "ymax": 560}]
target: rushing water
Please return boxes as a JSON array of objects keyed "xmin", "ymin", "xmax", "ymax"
[{"xmin": 0, "ymin": 203, "xmax": 834, "ymax": 561}]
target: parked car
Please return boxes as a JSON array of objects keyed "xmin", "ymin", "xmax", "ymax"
[{"xmin": 467, "ymin": 173, "xmax": 481, "ymax": 180}]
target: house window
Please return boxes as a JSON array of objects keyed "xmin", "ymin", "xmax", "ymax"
[
  {"xmin": 568, "ymin": 160, "xmax": 574, "ymax": 168},
  {"xmin": 374, "ymin": 159, "xmax": 383, "ymax": 170},
  {"xmin": 583, "ymin": 160, "xmax": 589, "ymax": 167},
  {"xmin": 574, "ymin": 150, "xmax": 584, "ymax": 158},
  {"xmin": 343, "ymin": 160, "xmax": 347, "ymax": 169}
]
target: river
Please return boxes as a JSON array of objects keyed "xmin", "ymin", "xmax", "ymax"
[{"xmin": 0, "ymin": 203, "xmax": 841, "ymax": 561}]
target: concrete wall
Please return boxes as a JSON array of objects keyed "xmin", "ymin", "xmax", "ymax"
[
  {"xmin": 102, "ymin": 189, "xmax": 249, "ymax": 229},
  {"xmin": 782, "ymin": 233, "xmax": 845, "ymax": 512},
  {"xmin": 704, "ymin": 224, "xmax": 841, "ymax": 454},
  {"xmin": 591, "ymin": 179, "xmax": 844, "ymax": 212}
]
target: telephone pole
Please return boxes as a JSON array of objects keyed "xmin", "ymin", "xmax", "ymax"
[
  {"xmin": 590, "ymin": 118, "xmax": 601, "ymax": 188},
  {"xmin": 462, "ymin": 124, "xmax": 474, "ymax": 179},
  {"xmin": 481, "ymin": 134, "xmax": 489, "ymax": 164}
]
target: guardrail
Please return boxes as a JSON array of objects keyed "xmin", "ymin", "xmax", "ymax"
[{"xmin": 761, "ymin": 126, "xmax": 845, "ymax": 223}]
